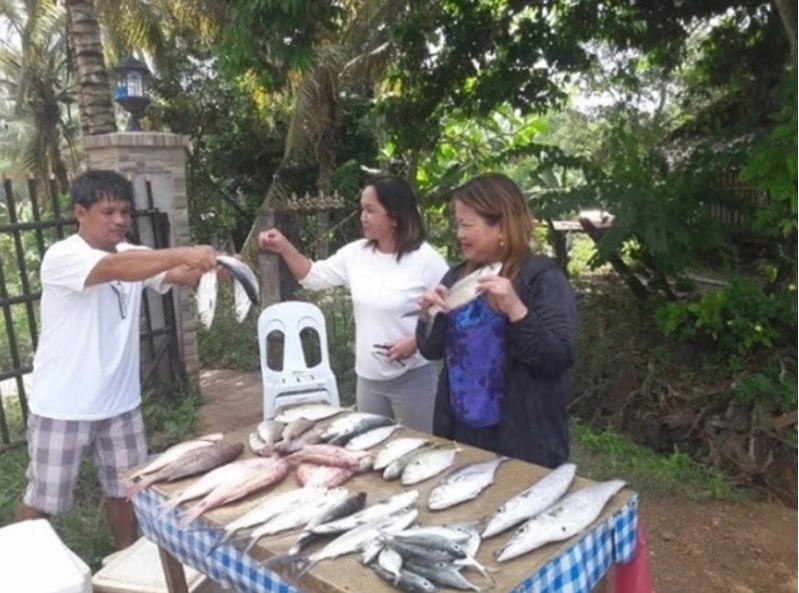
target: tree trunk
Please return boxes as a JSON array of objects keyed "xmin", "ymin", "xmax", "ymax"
[
  {"xmin": 772, "ymin": 0, "xmax": 797, "ymax": 64},
  {"xmin": 65, "ymin": 0, "xmax": 116, "ymax": 135}
]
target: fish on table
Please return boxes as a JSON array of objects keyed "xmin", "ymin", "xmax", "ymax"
[
  {"xmin": 126, "ymin": 433, "xmax": 224, "ymax": 481},
  {"xmin": 178, "ymin": 456, "xmax": 292, "ymax": 528},
  {"xmin": 481, "ymin": 462, "xmax": 577, "ymax": 538},
  {"xmin": 373, "ymin": 437, "xmax": 430, "ymax": 471},
  {"xmin": 494, "ymin": 479, "xmax": 627, "ymax": 562},
  {"xmin": 427, "ymin": 456, "xmax": 507, "ymax": 511},
  {"xmin": 401, "ymin": 444, "xmax": 460, "ymax": 485},
  {"xmin": 126, "ymin": 440, "xmax": 244, "ymax": 500},
  {"xmin": 274, "ymin": 403, "xmax": 348, "ymax": 424}
]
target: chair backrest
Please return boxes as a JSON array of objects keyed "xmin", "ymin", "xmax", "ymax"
[{"xmin": 257, "ymin": 300, "xmax": 334, "ymax": 383}]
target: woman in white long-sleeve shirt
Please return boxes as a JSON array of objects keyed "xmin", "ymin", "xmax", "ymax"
[{"xmin": 258, "ymin": 175, "xmax": 448, "ymax": 432}]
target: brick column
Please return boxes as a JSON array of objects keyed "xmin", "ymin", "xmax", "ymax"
[{"xmin": 83, "ymin": 132, "xmax": 200, "ymax": 387}]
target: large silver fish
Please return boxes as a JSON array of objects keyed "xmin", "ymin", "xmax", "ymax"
[
  {"xmin": 427, "ymin": 456, "xmax": 507, "ymax": 511},
  {"xmin": 404, "ymin": 262, "xmax": 502, "ymax": 318},
  {"xmin": 494, "ymin": 479, "xmax": 626, "ymax": 562},
  {"xmin": 319, "ymin": 412, "xmax": 394, "ymax": 445},
  {"xmin": 481, "ymin": 462, "xmax": 577, "ymax": 538},
  {"xmin": 196, "ymin": 255, "xmax": 260, "ymax": 328},
  {"xmin": 309, "ymin": 489, "xmax": 419, "ymax": 535}
]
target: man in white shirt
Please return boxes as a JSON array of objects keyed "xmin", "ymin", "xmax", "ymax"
[{"xmin": 14, "ymin": 169, "xmax": 218, "ymax": 550}]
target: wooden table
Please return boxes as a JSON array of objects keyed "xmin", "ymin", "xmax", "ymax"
[{"xmin": 131, "ymin": 421, "xmax": 639, "ymax": 593}]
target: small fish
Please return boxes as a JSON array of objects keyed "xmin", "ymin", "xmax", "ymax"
[
  {"xmin": 196, "ymin": 270, "xmax": 217, "ymax": 329},
  {"xmin": 287, "ymin": 506, "xmax": 419, "ymax": 582},
  {"xmin": 383, "ymin": 445, "xmax": 438, "ymax": 481},
  {"xmin": 248, "ymin": 432, "xmax": 270, "ymax": 456},
  {"xmin": 428, "ymin": 456, "xmax": 507, "ymax": 511},
  {"xmin": 274, "ymin": 426, "xmax": 325, "ymax": 455},
  {"xmin": 373, "ymin": 564, "xmax": 437, "ymax": 593},
  {"xmin": 310, "ymin": 489, "xmax": 419, "ymax": 535},
  {"xmin": 279, "ymin": 417, "xmax": 314, "ymax": 442},
  {"xmin": 404, "ymin": 263, "xmax": 502, "ymax": 318},
  {"xmin": 286, "ymin": 444, "xmax": 372, "ymax": 469},
  {"xmin": 401, "ymin": 445, "xmax": 460, "ymax": 486},
  {"xmin": 404, "ymin": 561, "xmax": 485, "ymax": 591},
  {"xmin": 126, "ymin": 433, "xmax": 224, "ymax": 481},
  {"xmin": 374, "ymin": 437, "xmax": 430, "ymax": 471},
  {"xmin": 345, "ymin": 424, "xmax": 402, "ymax": 451},
  {"xmin": 287, "ymin": 492, "xmax": 368, "ymax": 555},
  {"xmin": 126, "ymin": 440, "xmax": 244, "ymax": 499},
  {"xmin": 321, "ymin": 413, "xmax": 395, "ymax": 446},
  {"xmin": 481, "ymin": 462, "xmax": 577, "ymax": 538},
  {"xmin": 275, "ymin": 403, "xmax": 347, "ymax": 423},
  {"xmin": 257, "ymin": 420, "xmax": 286, "ymax": 449},
  {"xmin": 494, "ymin": 479, "xmax": 627, "ymax": 562},
  {"xmin": 209, "ymin": 485, "xmax": 326, "ymax": 553}
]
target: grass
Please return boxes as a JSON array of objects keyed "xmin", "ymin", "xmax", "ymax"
[
  {"xmin": 0, "ymin": 388, "xmax": 204, "ymax": 572},
  {"xmin": 569, "ymin": 419, "xmax": 740, "ymax": 502}
]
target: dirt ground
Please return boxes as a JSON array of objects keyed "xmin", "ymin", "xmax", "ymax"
[{"xmin": 198, "ymin": 369, "xmax": 798, "ymax": 593}]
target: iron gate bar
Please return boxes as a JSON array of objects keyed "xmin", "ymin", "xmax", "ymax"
[
  {"xmin": 48, "ymin": 176, "xmax": 67, "ymax": 241},
  {"xmin": 24, "ymin": 178, "xmax": 48, "ymax": 260},
  {"xmin": 0, "ymin": 254, "xmax": 22, "ymax": 442},
  {"xmin": 5, "ymin": 179, "xmax": 40, "ymax": 353},
  {"xmin": 0, "ymin": 293, "xmax": 43, "ymax": 308},
  {"xmin": 0, "ymin": 367, "xmax": 32, "ymax": 383}
]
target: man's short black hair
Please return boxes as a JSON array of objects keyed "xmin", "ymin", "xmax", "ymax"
[{"xmin": 70, "ymin": 170, "xmax": 134, "ymax": 208}]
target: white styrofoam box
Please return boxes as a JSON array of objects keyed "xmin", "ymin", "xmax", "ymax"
[
  {"xmin": 92, "ymin": 536, "xmax": 209, "ymax": 593},
  {"xmin": 0, "ymin": 518, "xmax": 92, "ymax": 593}
]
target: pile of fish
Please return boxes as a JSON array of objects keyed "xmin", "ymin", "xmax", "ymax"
[
  {"xmin": 197, "ymin": 255, "xmax": 260, "ymax": 329},
  {"xmin": 125, "ymin": 403, "xmax": 630, "ymax": 592}
]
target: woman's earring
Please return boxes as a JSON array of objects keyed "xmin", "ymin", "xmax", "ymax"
[{"xmin": 499, "ymin": 238, "xmax": 505, "ymax": 247}]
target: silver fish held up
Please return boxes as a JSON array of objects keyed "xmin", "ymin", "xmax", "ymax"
[
  {"xmin": 403, "ymin": 262, "xmax": 502, "ymax": 319},
  {"xmin": 494, "ymin": 479, "xmax": 627, "ymax": 562},
  {"xmin": 196, "ymin": 255, "xmax": 260, "ymax": 328}
]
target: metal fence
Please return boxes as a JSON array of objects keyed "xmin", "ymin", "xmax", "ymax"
[{"xmin": 0, "ymin": 176, "xmax": 183, "ymax": 449}]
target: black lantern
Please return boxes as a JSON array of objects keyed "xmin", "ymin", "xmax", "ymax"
[{"xmin": 114, "ymin": 55, "xmax": 151, "ymax": 131}]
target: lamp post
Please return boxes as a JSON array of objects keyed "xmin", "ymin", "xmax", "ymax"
[{"xmin": 114, "ymin": 55, "xmax": 151, "ymax": 131}]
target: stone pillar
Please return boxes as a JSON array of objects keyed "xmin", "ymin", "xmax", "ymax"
[{"xmin": 83, "ymin": 132, "xmax": 200, "ymax": 387}]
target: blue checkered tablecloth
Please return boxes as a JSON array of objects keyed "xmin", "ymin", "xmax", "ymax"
[{"xmin": 132, "ymin": 488, "xmax": 638, "ymax": 593}]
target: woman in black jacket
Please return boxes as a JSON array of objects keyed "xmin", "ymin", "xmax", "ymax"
[{"xmin": 416, "ymin": 173, "xmax": 577, "ymax": 468}]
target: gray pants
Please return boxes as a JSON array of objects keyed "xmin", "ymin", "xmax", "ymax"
[{"xmin": 356, "ymin": 364, "xmax": 437, "ymax": 434}]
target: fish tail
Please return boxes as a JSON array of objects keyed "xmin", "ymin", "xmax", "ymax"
[
  {"xmin": 156, "ymin": 497, "xmax": 182, "ymax": 518},
  {"xmin": 125, "ymin": 476, "xmax": 154, "ymax": 500},
  {"xmin": 177, "ymin": 502, "xmax": 207, "ymax": 529},
  {"xmin": 204, "ymin": 530, "xmax": 232, "ymax": 556},
  {"xmin": 288, "ymin": 557, "xmax": 316, "ymax": 584}
]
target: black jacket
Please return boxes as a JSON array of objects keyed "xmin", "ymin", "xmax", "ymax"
[{"xmin": 416, "ymin": 252, "xmax": 577, "ymax": 468}]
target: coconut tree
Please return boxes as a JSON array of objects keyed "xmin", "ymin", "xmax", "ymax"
[
  {"xmin": 0, "ymin": 0, "xmax": 77, "ymax": 195},
  {"xmin": 240, "ymin": 0, "xmax": 408, "ymax": 260}
]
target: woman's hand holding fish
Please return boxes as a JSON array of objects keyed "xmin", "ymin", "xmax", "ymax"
[
  {"xmin": 418, "ymin": 284, "xmax": 450, "ymax": 319},
  {"xmin": 477, "ymin": 275, "xmax": 528, "ymax": 322}
]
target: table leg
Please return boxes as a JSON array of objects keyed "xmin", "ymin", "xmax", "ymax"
[
  {"xmin": 157, "ymin": 545, "xmax": 190, "ymax": 593},
  {"xmin": 593, "ymin": 573, "xmax": 610, "ymax": 593}
]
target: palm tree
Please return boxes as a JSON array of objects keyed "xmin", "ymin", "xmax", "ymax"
[
  {"xmin": 0, "ymin": 0, "xmax": 77, "ymax": 196},
  {"xmin": 241, "ymin": 0, "xmax": 406, "ymax": 260},
  {"xmin": 64, "ymin": 0, "xmax": 116, "ymax": 135}
]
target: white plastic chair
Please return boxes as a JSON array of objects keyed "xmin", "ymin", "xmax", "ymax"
[{"xmin": 257, "ymin": 301, "xmax": 340, "ymax": 419}]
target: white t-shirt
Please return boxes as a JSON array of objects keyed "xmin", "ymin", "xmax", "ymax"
[
  {"xmin": 29, "ymin": 235, "xmax": 169, "ymax": 420},
  {"xmin": 301, "ymin": 239, "xmax": 448, "ymax": 381}
]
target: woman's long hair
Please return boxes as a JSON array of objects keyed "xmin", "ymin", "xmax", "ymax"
[
  {"xmin": 364, "ymin": 174, "xmax": 426, "ymax": 261},
  {"xmin": 450, "ymin": 172, "xmax": 534, "ymax": 280}
]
